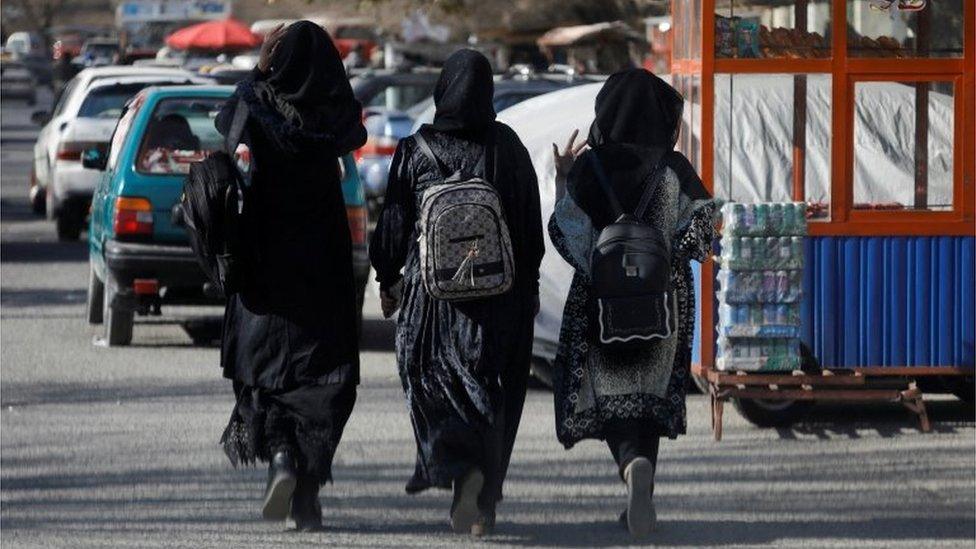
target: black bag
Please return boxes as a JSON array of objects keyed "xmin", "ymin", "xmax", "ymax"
[
  {"xmin": 588, "ymin": 151, "xmax": 675, "ymax": 349},
  {"xmin": 181, "ymin": 101, "xmax": 248, "ymax": 296}
]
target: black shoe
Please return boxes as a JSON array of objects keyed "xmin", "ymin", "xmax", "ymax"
[
  {"xmin": 262, "ymin": 451, "xmax": 297, "ymax": 521},
  {"xmin": 287, "ymin": 475, "xmax": 323, "ymax": 532}
]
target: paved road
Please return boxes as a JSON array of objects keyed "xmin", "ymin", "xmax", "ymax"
[{"xmin": 1, "ymin": 95, "xmax": 973, "ymax": 548}]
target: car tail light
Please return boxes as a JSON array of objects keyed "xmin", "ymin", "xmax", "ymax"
[
  {"xmin": 114, "ymin": 197, "xmax": 153, "ymax": 237},
  {"xmin": 347, "ymin": 205, "xmax": 368, "ymax": 245},
  {"xmin": 133, "ymin": 279, "xmax": 159, "ymax": 295},
  {"xmin": 57, "ymin": 141, "xmax": 105, "ymax": 162}
]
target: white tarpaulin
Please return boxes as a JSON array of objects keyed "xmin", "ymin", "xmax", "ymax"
[{"xmin": 499, "ymin": 77, "xmax": 954, "ymax": 358}]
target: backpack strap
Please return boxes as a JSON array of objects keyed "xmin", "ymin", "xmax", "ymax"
[
  {"xmin": 634, "ymin": 154, "xmax": 668, "ymax": 220},
  {"xmin": 413, "ymin": 130, "xmax": 449, "ymax": 179},
  {"xmin": 224, "ymin": 100, "xmax": 249, "ymax": 155},
  {"xmin": 589, "ymin": 151, "xmax": 625, "ymax": 218}
]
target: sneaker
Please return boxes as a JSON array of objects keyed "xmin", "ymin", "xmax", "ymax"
[
  {"xmin": 262, "ymin": 451, "xmax": 297, "ymax": 521},
  {"xmin": 471, "ymin": 508, "xmax": 495, "ymax": 537},
  {"xmin": 623, "ymin": 457, "xmax": 656, "ymax": 539},
  {"xmin": 450, "ymin": 469, "xmax": 484, "ymax": 534}
]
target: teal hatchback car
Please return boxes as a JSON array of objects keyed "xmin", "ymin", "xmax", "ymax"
[{"xmin": 85, "ymin": 86, "xmax": 370, "ymax": 346}]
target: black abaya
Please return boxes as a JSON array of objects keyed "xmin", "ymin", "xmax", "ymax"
[
  {"xmin": 217, "ymin": 21, "xmax": 366, "ymax": 483},
  {"xmin": 370, "ymin": 50, "xmax": 544, "ymax": 506}
]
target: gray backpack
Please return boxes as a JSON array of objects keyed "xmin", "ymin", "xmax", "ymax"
[{"xmin": 414, "ymin": 130, "xmax": 514, "ymax": 301}]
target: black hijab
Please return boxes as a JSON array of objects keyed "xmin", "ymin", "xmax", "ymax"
[
  {"xmin": 255, "ymin": 20, "xmax": 365, "ymax": 155},
  {"xmin": 431, "ymin": 49, "xmax": 496, "ymax": 133},
  {"xmin": 587, "ymin": 68, "xmax": 683, "ymax": 149},
  {"xmin": 569, "ymin": 68, "xmax": 707, "ymax": 228}
]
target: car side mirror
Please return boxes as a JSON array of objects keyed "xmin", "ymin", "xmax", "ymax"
[
  {"xmin": 81, "ymin": 148, "xmax": 107, "ymax": 171},
  {"xmin": 30, "ymin": 110, "xmax": 51, "ymax": 125}
]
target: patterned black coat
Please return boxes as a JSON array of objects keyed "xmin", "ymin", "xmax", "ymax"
[{"xmin": 549, "ymin": 145, "xmax": 717, "ymax": 447}]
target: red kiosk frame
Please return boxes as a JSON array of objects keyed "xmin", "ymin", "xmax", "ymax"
[{"xmin": 670, "ymin": 0, "xmax": 975, "ymax": 439}]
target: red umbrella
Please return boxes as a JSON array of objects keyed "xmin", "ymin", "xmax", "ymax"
[{"xmin": 165, "ymin": 18, "xmax": 262, "ymax": 51}]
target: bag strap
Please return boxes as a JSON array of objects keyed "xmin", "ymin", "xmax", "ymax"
[
  {"xmin": 634, "ymin": 154, "xmax": 668, "ymax": 220},
  {"xmin": 413, "ymin": 130, "xmax": 449, "ymax": 179},
  {"xmin": 415, "ymin": 126, "xmax": 497, "ymax": 182},
  {"xmin": 224, "ymin": 100, "xmax": 249, "ymax": 155},
  {"xmin": 589, "ymin": 151, "xmax": 625, "ymax": 217}
]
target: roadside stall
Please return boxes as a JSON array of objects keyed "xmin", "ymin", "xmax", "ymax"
[{"xmin": 669, "ymin": 0, "xmax": 974, "ymax": 438}]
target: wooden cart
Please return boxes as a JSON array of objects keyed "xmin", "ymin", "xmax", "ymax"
[{"xmin": 670, "ymin": 0, "xmax": 975, "ymax": 437}]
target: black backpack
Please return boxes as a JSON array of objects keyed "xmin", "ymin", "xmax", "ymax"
[
  {"xmin": 180, "ymin": 101, "xmax": 249, "ymax": 296},
  {"xmin": 588, "ymin": 151, "xmax": 675, "ymax": 349}
]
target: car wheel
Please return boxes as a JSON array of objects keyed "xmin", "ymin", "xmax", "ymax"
[
  {"xmin": 529, "ymin": 357, "xmax": 554, "ymax": 389},
  {"xmin": 56, "ymin": 212, "xmax": 82, "ymax": 241},
  {"xmin": 103, "ymin": 273, "xmax": 133, "ymax": 346},
  {"xmin": 45, "ymin": 186, "xmax": 56, "ymax": 221},
  {"xmin": 732, "ymin": 397, "xmax": 814, "ymax": 428},
  {"xmin": 29, "ymin": 168, "xmax": 45, "ymax": 215},
  {"xmin": 87, "ymin": 263, "xmax": 104, "ymax": 324}
]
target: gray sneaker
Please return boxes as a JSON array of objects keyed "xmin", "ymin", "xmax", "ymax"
[
  {"xmin": 623, "ymin": 457, "xmax": 656, "ymax": 539},
  {"xmin": 450, "ymin": 469, "xmax": 484, "ymax": 534}
]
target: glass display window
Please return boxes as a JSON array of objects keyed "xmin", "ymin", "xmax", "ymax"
[
  {"xmin": 713, "ymin": 73, "xmax": 832, "ymax": 217},
  {"xmin": 852, "ymin": 79, "xmax": 956, "ymax": 211},
  {"xmin": 847, "ymin": 0, "xmax": 964, "ymax": 58},
  {"xmin": 714, "ymin": 0, "xmax": 833, "ymax": 59}
]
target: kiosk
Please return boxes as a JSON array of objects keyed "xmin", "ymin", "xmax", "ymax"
[{"xmin": 669, "ymin": 0, "xmax": 975, "ymax": 438}]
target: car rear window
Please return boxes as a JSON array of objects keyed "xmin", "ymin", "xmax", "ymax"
[
  {"xmin": 136, "ymin": 97, "xmax": 226, "ymax": 175},
  {"xmin": 366, "ymin": 83, "xmax": 435, "ymax": 111},
  {"xmin": 78, "ymin": 83, "xmax": 151, "ymax": 119}
]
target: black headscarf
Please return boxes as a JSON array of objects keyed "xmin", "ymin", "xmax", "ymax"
[
  {"xmin": 431, "ymin": 49, "xmax": 496, "ymax": 133},
  {"xmin": 254, "ymin": 20, "xmax": 365, "ymax": 155},
  {"xmin": 569, "ymin": 68, "xmax": 707, "ymax": 228},
  {"xmin": 587, "ymin": 68, "xmax": 683, "ymax": 149}
]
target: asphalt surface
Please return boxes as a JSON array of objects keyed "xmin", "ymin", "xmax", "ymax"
[{"xmin": 1, "ymin": 93, "xmax": 974, "ymax": 548}]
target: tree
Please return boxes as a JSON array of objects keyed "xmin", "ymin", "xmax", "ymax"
[{"xmin": 6, "ymin": 0, "xmax": 69, "ymax": 45}]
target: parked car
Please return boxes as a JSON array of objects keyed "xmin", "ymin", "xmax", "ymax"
[
  {"xmin": 357, "ymin": 71, "xmax": 587, "ymax": 224},
  {"xmin": 72, "ymin": 38, "xmax": 121, "ymax": 68},
  {"xmin": 0, "ymin": 61, "xmax": 37, "ymax": 104},
  {"xmin": 350, "ymin": 70, "xmax": 438, "ymax": 224},
  {"xmin": 4, "ymin": 31, "xmax": 45, "ymax": 59},
  {"xmin": 85, "ymin": 85, "xmax": 370, "ymax": 345},
  {"xmin": 30, "ymin": 66, "xmax": 211, "ymax": 235}
]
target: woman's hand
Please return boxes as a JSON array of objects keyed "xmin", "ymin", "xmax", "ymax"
[
  {"xmin": 257, "ymin": 24, "xmax": 287, "ymax": 73},
  {"xmin": 552, "ymin": 129, "xmax": 587, "ymax": 199},
  {"xmin": 380, "ymin": 279, "xmax": 403, "ymax": 319}
]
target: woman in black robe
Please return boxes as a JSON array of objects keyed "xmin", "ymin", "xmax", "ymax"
[
  {"xmin": 216, "ymin": 21, "xmax": 366, "ymax": 531},
  {"xmin": 549, "ymin": 69, "xmax": 718, "ymax": 539},
  {"xmin": 370, "ymin": 49, "xmax": 544, "ymax": 536}
]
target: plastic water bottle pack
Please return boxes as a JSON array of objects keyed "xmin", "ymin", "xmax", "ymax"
[{"xmin": 716, "ymin": 202, "xmax": 806, "ymax": 372}]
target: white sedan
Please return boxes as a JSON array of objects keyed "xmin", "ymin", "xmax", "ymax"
[{"xmin": 30, "ymin": 66, "xmax": 212, "ymax": 240}]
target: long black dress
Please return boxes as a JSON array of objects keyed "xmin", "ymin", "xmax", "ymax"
[
  {"xmin": 217, "ymin": 30, "xmax": 366, "ymax": 484},
  {"xmin": 370, "ymin": 52, "xmax": 543, "ymax": 506}
]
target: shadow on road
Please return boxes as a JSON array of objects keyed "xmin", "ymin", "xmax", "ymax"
[
  {"xmin": 780, "ymin": 399, "xmax": 975, "ymax": 439},
  {"xmin": 0, "ymin": 240, "xmax": 88, "ymax": 264},
  {"xmin": 0, "ymin": 287, "xmax": 87, "ymax": 307},
  {"xmin": 1, "ymin": 454, "xmax": 972, "ymax": 546}
]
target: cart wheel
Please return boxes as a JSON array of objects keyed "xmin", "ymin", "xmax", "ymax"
[
  {"xmin": 691, "ymin": 372, "xmax": 710, "ymax": 395},
  {"xmin": 951, "ymin": 376, "xmax": 974, "ymax": 403},
  {"xmin": 733, "ymin": 398, "xmax": 814, "ymax": 428}
]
